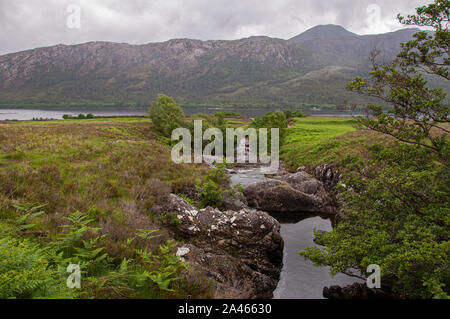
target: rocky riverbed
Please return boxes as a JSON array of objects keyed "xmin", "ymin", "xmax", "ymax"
[
  {"xmin": 230, "ymin": 164, "xmax": 363, "ymax": 299},
  {"xmin": 155, "ymin": 129, "xmax": 363, "ymax": 298}
]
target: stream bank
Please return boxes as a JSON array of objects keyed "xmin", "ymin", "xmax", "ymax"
[{"xmin": 227, "ymin": 164, "xmax": 362, "ymax": 299}]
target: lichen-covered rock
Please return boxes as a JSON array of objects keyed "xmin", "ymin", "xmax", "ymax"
[
  {"xmin": 165, "ymin": 194, "xmax": 283, "ymax": 299},
  {"xmin": 243, "ymin": 171, "xmax": 337, "ymax": 215}
]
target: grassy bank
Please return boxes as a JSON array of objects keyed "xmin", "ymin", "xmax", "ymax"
[
  {"xmin": 281, "ymin": 117, "xmax": 393, "ymax": 171},
  {"xmin": 0, "ymin": 118, "xmax": 223, "ymax": 299}
]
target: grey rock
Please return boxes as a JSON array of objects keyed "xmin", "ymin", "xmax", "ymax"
[
  {"xmin": 220, "ymin": 193, "xmax": 248, "ymax": 211},
  {"xmin": 243, "ymin": 171, "xmax": 337, "ymax": 215},
  {"xmin": 314, "ymin": 164, "xmax": 342, "ymax": 192},
  {"xmin": 165, "ymin": 194, "xmax": 284, "ymax": 299}
]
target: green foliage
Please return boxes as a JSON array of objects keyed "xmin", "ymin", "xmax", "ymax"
[
  {"xmin": 283, "ymin": 110, "xmax": 305, "ymax": 119},
  {"xmin": 347, "ymin": 0, "xmax": 449, "ymax": 163},
  {"xmin": 0, "ymin": 118, "xmax": 219, "ymax": 299},
  {"xmin": 12, "ymin": 202, "xmax": 47, "ymax": 231},
  {"xmin": 398, "ymin": 0, "xmax": 450, "ymax": 79},
  {"xmin": 216, "ymin": 111, "xmax": 241, "ymax": 117},
  {"xmin": 177, "ymin": 194, "xmax": 195, "ymax": 205},
  {"xmin": 250, "ymin": 111, "xmax": 288, "ymax": 150},
  {"xmin": 184, "ymin": 112, "xmax": 228, "ymax": 151},
  {"xmin": 135, "ymin": 241, "xmax": 188, "ymax": 293},
  {"xmin": 0, "ymin": 209, "xmax": 193, "ymax": 299},
  {"xmin": 0, "ymin": 235, "xmax": 74, "ymax": 299},
  {"xmin": 49, "ymin": 212, "xmax": 112, "ymax": 279},
  {"xmin": 232, "ymin": 183, "xmax": 244, "ymax": 194},
  {"xmin": 167, "ymin": 213, "xmax": 181, "ymax": 228},
  {"xmin": 302, "ymin": 1, "xmax": 450, "ymax": 299},
  {"xmin": 149, "ymin": 94, "xmax": 186, "ymax": 137},
  {"xmin": 300, "ymin": 144, "xmax": 450, "ymax": 299},
  {"xmin": 196, "ymin": 179, "xmax": 222, "ymax": 208},
  {"xmin": 62, "ymin": 113, "xmax": 95, "ymax": 120},
  {"xmin": 195, "ymin": 164, "xmax": 229, "ymax": 208},
  {"xmin": 0, "ymin": 224, "xmax": 74, "ymax": 299}
]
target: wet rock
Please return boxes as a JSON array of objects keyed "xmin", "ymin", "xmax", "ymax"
[
  {"xmin": 323, "ymin": 283, "xmax": 393, "ymax": 299},
  {"xmin": 220, "ymin": 193, "xmax": 248, "ymax": 211},
  {"xmin": 165, "ymin": 194, "xmax": 284, "ymax": 299},
  {"xmin": 282, "ymin": 171, "xmax": 322, "ymax": 194},
  {"xmin": 243, "ymin": 171, "xmax": 337, "ymax": 215}
]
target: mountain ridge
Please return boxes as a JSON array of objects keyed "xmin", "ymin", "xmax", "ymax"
[{"xmin": 0, "ymin": 25, "xmax": 432, "ymax": 108}]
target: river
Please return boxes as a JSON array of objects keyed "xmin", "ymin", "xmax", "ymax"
[{"xmin": 228, "ymin": 166, "xmax": 362, "ymax": 299}]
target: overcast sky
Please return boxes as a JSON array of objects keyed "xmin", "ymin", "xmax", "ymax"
[{"xmin": 0, "ymin": 0, "xmax": 429, "ymax": 55}]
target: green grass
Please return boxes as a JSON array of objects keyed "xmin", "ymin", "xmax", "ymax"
[
  {"xmin": 284, "ymin": 117, "xmax": 357, "ymax": 145},
  {"xmin": 0, "ymin": 118, "xmax": 218, "ymax": 299},
  {"xmin": 281, "ymin": 117, "xmax": 392, "ymax": 170}
]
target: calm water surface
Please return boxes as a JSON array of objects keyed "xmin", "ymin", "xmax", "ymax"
[
  {"xmin": 229, "ymin": 167, "xmax": 361, "ymax": 299},
  {"xmin": 0, "ymin": 107, "xmax": 359, "ymax": 121}
]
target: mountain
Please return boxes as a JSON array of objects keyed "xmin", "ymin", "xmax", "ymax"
[
  {"xmin": 289, "ymin": 25, "xmax": 420, "ymax": 67},
  {"xmin": 0, "ymin": 25, "xmax": 430, "ymax": 109},
  {"xmin": 289, "ymin": 24, "xmax": 357, "ymax": 43}
]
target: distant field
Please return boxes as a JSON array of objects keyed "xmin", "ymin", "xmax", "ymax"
[
  {"xmin": 285, "ymin": 117, "xmax": 357, "ymax": 144},
  {"xmin": 1, "ymin": 116, "xmax": 387, "ymax": 173},
  {"xmin": 281, "ymin": 117, "xmax": 392, "ymax": 170}
]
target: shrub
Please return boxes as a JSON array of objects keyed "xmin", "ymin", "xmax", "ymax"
[
  {"xmin": 195, "ymin": 164, "xmax": 229, "ymax": 208},
  {"xmin": 300, "ymin": 144, "xmax": 450, "ymax": 298},
  {"xmin": 284, "ymin": 110, "xmax": 305, "ymax": 119},
  {"xmin": 250, "ymin": 111, "xmax": 288, "ymax": 149},
  {"xmin": 196, "ymin": 179, "xmax": 222, "ymax": 208},
  {"xmin": 149, "ymin": 95, "xmax": 186, "ymax": 137}
]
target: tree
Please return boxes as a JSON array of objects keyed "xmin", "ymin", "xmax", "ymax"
[
  {"xmin": 301, "ymin": 0, "xmax": 450, "ymax": 299},
  {"xmin": 347, "ymin": 0, "xmax": 449, "ymax": 164},
  {"xmin": 250, "ymin": 111, "xmax": 288, "ymax": 146},
  {"xmin": 149, "ymin": 94, "xmax": 186, "ymax": 137}
]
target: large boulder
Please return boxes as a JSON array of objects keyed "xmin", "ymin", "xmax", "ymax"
[
  {"xmin": 243, "ymin": 171, "xmax": 337, "ymax": 214},
  {"xmin": 164, "ymin": 194, "xmax": 284, "ymax": 299}
]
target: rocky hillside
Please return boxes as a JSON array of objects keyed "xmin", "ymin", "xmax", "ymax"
[{"xmin": 0, "ymin": 25, "xmax": 424, "ymax": 108}]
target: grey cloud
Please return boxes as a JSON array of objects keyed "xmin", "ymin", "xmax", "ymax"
[{"xmin": 0, "ymin": 0, "xmax": 429, "ymax": 55}]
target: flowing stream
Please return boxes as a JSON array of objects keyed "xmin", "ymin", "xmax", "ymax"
[{"xmin": 227, "ymin": 142, "xmax": 361, "ymax": 299}]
